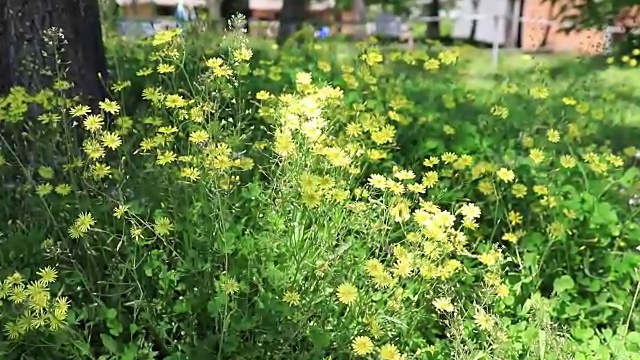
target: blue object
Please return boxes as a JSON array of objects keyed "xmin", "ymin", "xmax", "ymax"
[{"xmin": 316, "ymin": 26, "xmax": 330, "ymax": 39}]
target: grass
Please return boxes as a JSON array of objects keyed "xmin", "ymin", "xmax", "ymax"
[
  {"xmin": 444, "ymin": 47, "xmax": 640, "ymax": 126},
  {"xmin": 409, "ymin": 19, "xmax": 454, "ymax": 39},
  {"xmin": 248, "ymin": 35, "xmax": 640, "ymax": 126}
]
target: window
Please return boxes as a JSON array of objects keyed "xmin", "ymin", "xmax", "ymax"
[{"xmin": 156, "ymin": 5, "xmax": 175, "ymax": 17}]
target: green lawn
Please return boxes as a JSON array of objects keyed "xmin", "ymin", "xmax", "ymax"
[
  {"xmin": 455, "ymin": 48, "xmax": 640, "ymax": 126},
  {"xmin": 250, "ymin": 35, "xmax": 640, "ymax": 126},
  {"xmin": 409, "ymin": 19, "xmax": 454, "ymax": 39}
]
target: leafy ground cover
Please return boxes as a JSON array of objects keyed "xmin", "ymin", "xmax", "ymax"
[{"xmin": 1, "ymin": 25, "xmax": 640, "ymax": 359}]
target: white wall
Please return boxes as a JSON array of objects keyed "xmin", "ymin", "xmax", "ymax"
[
  {"xmin": 475, "ymin": 0, "xmax": 507, "ymax": 43},
  {"xmin": 450, "ymin": 0, "xmax": 473, "ymax": 39},
  {"xmin": 450, "ymin": 0, "xmax": 521, "ymax": 45}
]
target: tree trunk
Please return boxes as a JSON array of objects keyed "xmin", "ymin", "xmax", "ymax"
[
  {"xmin": 503, "ymin": 0, "xmax": 518, "ymax": 48},
  {"xmin": 469, "ymin": 0, "xmax": 479, "ymax": 42},
  {"xmin": 0, "ymin": 0, "xmax": 108, "ymax": 104},
  {"xmin": 206, "ymin": 0, "xmax": 222, "ymax": 31},
  {"xmin": 425, "ymin": 0, "xmax": 440, "ymax": 39},
  {"xmin": 276, "ymin": 0, "xmax": 310, "ymax": 46},
  {"xmin": 221, "ymin": 0, "xmax": 250, "ymax": 32},
  {"xmin": 0, "ymin": 0, "xmax": 108, "ymax": 187},
  {"xmin": 352, "ymin": 0, "xmax": 366, "ymax": 41}
]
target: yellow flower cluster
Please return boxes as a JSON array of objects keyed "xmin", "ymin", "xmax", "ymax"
[
  {"xmin": 0, "ymin": 268, "xmax": 69, "ymax": 339},
  {"xmin": 606, "ymin": 48, "xmax": 640, "ymax": 67},
  {"xmin": 2, "ymin": 24, "xmax": 635, "ymax": 359}
]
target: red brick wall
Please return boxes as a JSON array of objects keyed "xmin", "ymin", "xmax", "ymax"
[{"xmin": 521, "ymin": 0, "xmax": 640, "ymax": 54}]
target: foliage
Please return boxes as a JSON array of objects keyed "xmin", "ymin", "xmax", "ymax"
[
  {"xmin": 606, "ymin": 34, "xmax": 640, "ymax": 67},
  {"xmin": 548, "ymin": 0, "xmax": 639, "ymax": 31},
  {"xmin": 1, "ymin": 23, "xmax": 640, "ymax": 360}
]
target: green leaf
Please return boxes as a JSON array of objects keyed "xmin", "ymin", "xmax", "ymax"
[
  {"xmin": 592, "ymin": 202, "xmax": 618, "ymax": 225},
  {"xmin": 107, "ymin": 318, "xmax": 123, "ymax": 336},
  {"xmin": 129, "ymin": 323, "xmax": 139, "ymax": 335},
  {"xmin": 553, "ymin": 275, "xmax": 575, "ymax": 294},
  {"xmin": 503, "ymin": 295, "xmax": 515, "ymax": 306},
  {"xmin": 618, "ymin": 167, "xmax": 639, "ymax": 187},
  {"xmin": 627, "ymin": 331, "xmax": 640, "ymax": 345},
  {"xmin": 573, "ymin": 327, "xmax": 595, "ymax": 340},
  {"xmin": 308, "ymin": 326, "xmax": 331, "ymax": 349},
  {"xmin": 104, "ymin": 308, "xmax": 117, "ymax": 320},
  {"xmin": 421, "ymin": 138, "xmax": 442, "ymax": 151},
  {"xmin": 100, "ymin": 334, "xmax": 119, "ymax": 355},
  {"xmin": 538, "ymin": 329, "xmax": 547, "ymax": 360},
  {"xmin": 565, "ymin": 302, "xmax": 581, "ymax": 317},
  {"xmin": 207, "ymin": 296, "xmax": 225, "ymax": 315},
  {"xmin": 581, "ymin": 193, "xmax": 597, "ymax": 210},
  {"xmin": 121, "ymin": 344, "xmax": 138, "ymax": 360}
]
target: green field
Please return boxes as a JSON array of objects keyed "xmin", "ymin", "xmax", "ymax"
[{"xmin": 2, "ymin": 30, "xmax": 640, "ymax": 359}]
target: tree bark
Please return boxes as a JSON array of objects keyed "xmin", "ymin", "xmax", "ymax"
[
  {"xmin": 207, "ymin": 0, "xmax": 223, "ymax": 31},
  {"xmin": 352, "ymin": 0, "xmax": 366, "ymax": 41},
  {"xmin": 469, "ymin": 0, "xmax": 479, "ymax": 42},
  {"xmin": 503, "ymin": 0, "xmax": 519, "ymax": 48},
  {"xmin": 221, "ymin": 0, "xmax": 250, "ymax": 32},
  {"xmin": 425, "ymin": 0, "xmax": 440, "ymax": 39},
  {"xmin": 276, "ymin": 0, "xmax": 310, "ymax": 46},
  {"xmin": 0, "ymin": 0, "xmax": 108, "ymax": 104}
]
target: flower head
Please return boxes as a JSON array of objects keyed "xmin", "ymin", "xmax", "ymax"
[
  {"xmin": 351, "ymin": 336, "xmax": 374, "ymax": 356},
  {"xmin": 336, "ymin": 282, "xmax": 358, "ymax": 305},
  {"xmin": 496, "ymin": 168, "xmax": 515, "ymax": 183},
  {"xmin": 380, "ymin": 343, "xmax": 401, "ymax": 360},
  {"xmin": 282, "ymin": 290, "xmax": 301, "ymax": 306}
]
